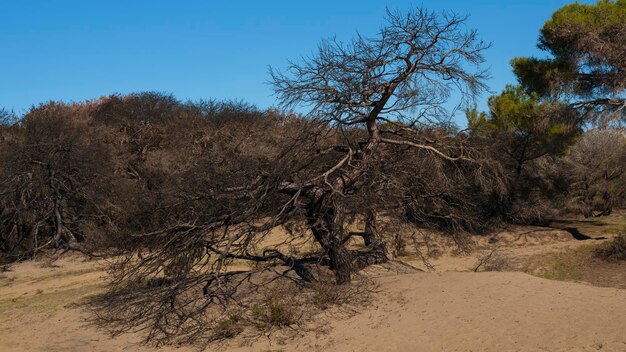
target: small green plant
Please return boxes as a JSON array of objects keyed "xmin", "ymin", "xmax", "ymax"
[{"xmin": 522, "ymin": 244, "xmax": 597, "ymax": 282}]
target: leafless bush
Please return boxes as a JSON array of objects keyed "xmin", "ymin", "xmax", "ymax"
[
  {"xmin": 473, "ymin": 248, "xmax": 514, "ymax": 272},
  {"xmin": 0, "ymin": 102, "xmax": 115, "ymax": 263},
  {"xmin": 563, "ymin": 129, "xmax": 626, "ymax": 217},
  {"xmin": 305, "ymin": 266, "xmax": 370, "ymax": 310}
]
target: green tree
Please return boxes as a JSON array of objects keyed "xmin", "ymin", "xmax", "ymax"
[
  {"xmin": 468, "ymin": 85, "xmax": 579, "ymax": 175},
  {"xmin": 512, "ymin": 0, "xmax": 626, "ymax": 121},
  {"xmin": 465, "ymin": 104, "xmax": 492, "ymax": 136}
]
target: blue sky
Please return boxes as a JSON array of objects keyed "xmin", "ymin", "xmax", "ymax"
[{"xmin": 0, "ymin": 0, "xmax": 593, "ymax": 124}]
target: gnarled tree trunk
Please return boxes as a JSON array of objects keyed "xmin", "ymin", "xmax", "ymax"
[
  {"xmin": 306, "ymin": 194, "xmax": 353, "ymax": 284},
  {"xmin": 353, "ymin": 211, "xmax": 388, "ymax": 269}
]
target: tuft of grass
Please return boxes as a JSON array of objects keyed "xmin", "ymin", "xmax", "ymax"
[
  {"xmin": 212, "ymin": 314, "xmax": 244, "ymax": 340},
  {"xmin": 251, "ymin": 285, "xmax": 299, "ymax": 330},
  {"xmin": 594, "ymin": 233, "xmax": 626, "ymax": 261},
  {"xmin": 310, "ymin": 280, "xmax": 345, "ymax": 310}
]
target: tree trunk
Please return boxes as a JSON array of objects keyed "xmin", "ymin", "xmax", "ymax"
[
  {"xmin": 50, "ymin": 166, "xmax": 76, "ymax": 247},
  {"xmin": 306, "ymin": 194, "xmax": 353, "ymax": 284},
  {"xmin": 362, "ymin": 211, "xmax": 377, "ymax": 246},
  {"xmin": 353, "ymin": 211, "xmax": 388, "ymax": 269},
  {"xmin": 302, "ymin": 114, "xmax": 385, "ymax": 284},
  {"xmin": 306, "ymin": 198, "xmax": 391, "ymax": 283},
  {"xmin": 327, "ymin": 240, "xmax": 353, "ymax": 284}
]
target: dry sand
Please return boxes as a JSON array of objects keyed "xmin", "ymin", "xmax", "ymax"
[
  {"xmin": 1, "ymin": 257, "xmax": 624, "ymax": 351},
  {"xmin": 1, "ymin": 217, "xmax": 625, "ymax": 351},
  {"xmin": 231, "ymin": 271, "xmax": 625, "ymax": 352}
]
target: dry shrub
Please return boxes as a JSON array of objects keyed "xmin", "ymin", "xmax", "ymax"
[
  {"xmin": 594, "ymin": 233, "xmax": 626, "ymax": 261},
  {"xmin": 563, "ymin": 130, "xmax": 626, "ymax": 217},
  {"xmin": 473, "ymin": 248, "xmax": 514, "ymax": 272},
  {"xmin": 310, "ymin": 281, "xmax": 345, "ymax": 310},
  {"xmin": 483, "ymin": 253, "xmax": 514, "ymax": 271},
  {"xmin": 307, "ymin": 268, "xmax": 353, "ymax": 310},
  {"xmin": 212, "ymin": 313, "xmax": 244, "ymax": 340},
  {"xmin": 305, "ymin": 265, "xmax": 376, "ymax": 312}
]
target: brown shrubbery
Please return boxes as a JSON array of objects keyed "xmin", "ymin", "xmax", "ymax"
[
  {"xmin": 1, "ymin": 91, "xmax": 623, "ymax": 344},
  {"xmin": 0, "ymin": 102, "xmax": 115, "ymax": 261},
  {"xmin": 0, "ymin": 95, "xmax": 305, "ymax": 263},
  {"xmin": 563, "ymin": 129, "xmax": 626, "ymax": 217},
  {"xmin": 594, "ymin": 233, "xmax": 626, "ymax": 261}
]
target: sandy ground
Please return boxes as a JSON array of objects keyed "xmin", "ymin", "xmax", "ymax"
[
  {"xmin": 226, "ymin": 272, "xmax": 626, "ymax": 352},
  {"xmin": 1, "ymin": 216, "xmax": 625, "ymax": 352}
]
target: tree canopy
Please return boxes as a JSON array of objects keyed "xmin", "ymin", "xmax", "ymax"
[
  {"xmin": 512, "ymin": 0, "xmax": 626, "ymax": 121},
  {"xmin": 467, "ymin": 85, "xmax": 579, "ymax": 174}
]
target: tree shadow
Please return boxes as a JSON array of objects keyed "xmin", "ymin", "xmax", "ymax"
[{"xmin": 561, "ymin": 227, "xmax": 606, "ymax": 241}]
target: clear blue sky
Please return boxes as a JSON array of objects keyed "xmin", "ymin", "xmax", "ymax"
[{"xmin": 0, "ymin": 0, "xmax": 593, "ymax": 123}]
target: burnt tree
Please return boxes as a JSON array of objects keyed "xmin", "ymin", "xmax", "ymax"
[{"xmin": 270, "ymin": 7, "xmax": 489, "ymax": 283}]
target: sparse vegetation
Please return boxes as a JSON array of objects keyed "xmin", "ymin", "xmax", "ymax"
[
  {"xmin": 251, "ymin": 285, "xmax": 300, "ymax": 330},
  {"xmin": 594, "ymin": 233, "xmax": 626, "ymax": 261},
  {"xmin": 473, "ymin": 248, "xmax": 514, "ymax": 272},
  {"xmin": 212, "ymin": 314, "xmax": 245, "ymax": 340}
]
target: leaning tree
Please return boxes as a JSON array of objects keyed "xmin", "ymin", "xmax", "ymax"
[{"xmin": 100, "ymin": 7, "xmax": 498, "ymax": 344}]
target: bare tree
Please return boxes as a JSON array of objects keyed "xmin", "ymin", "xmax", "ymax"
[
  {"xmin": 0, "ymin": 103, "xmax": 114, "ymax": 262},
  {"xmin": 270, "ymin": 7, "xmax": 490, "ymax": 283},
  {"xmin": 564, "ymin": 129, "xmax": 626, "ymax": 217},
  {"xmin": 92, "ymin": 7, "xmax": 501, "ymax": 344}
]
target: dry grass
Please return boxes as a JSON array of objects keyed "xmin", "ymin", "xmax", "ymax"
[
  {"xmin": 251, "ymin": 284, "xmax": 301, "ymax": 331},
  {"xmin": 473, "ymin": 249, "xmax": 515, "ymax": 272},
  {"xmin": 212, "ymin": 314, "xmax": 245, "ymax": 340},
  {"xmin": 594, "ymin": 233, "xmax": 626, "ymax": 261}
]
